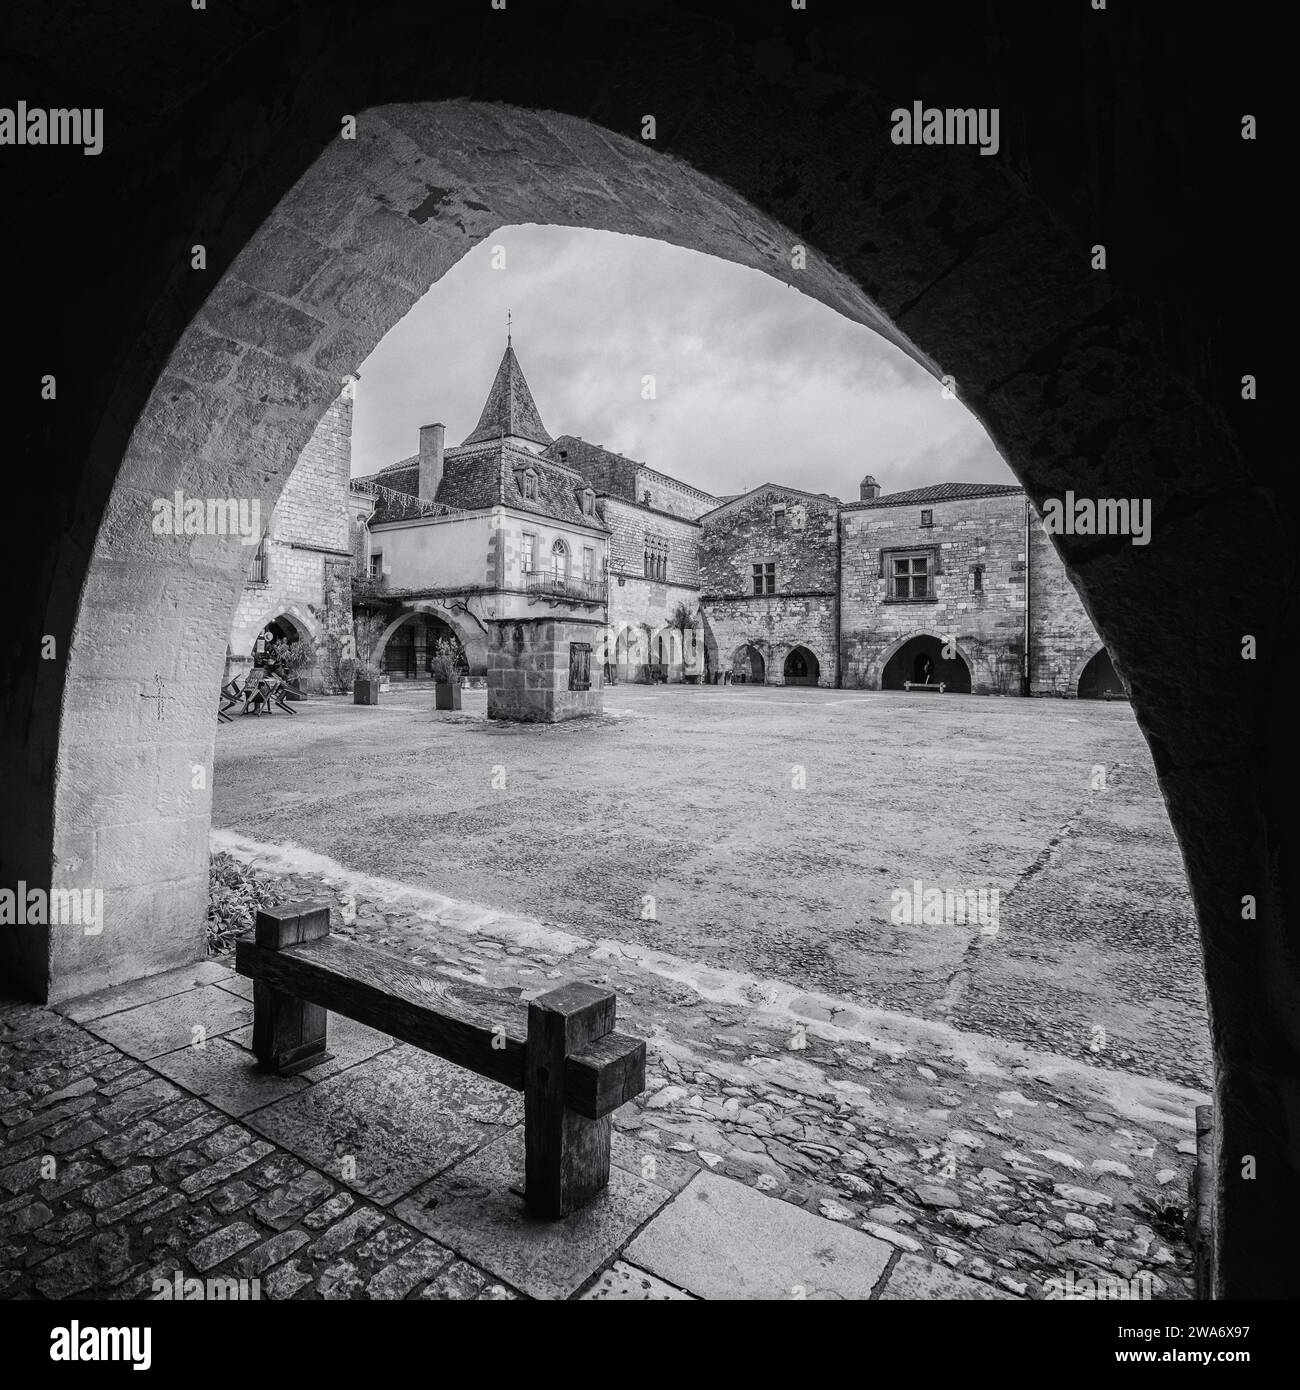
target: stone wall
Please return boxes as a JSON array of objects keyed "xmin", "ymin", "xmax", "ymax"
[
  {"xmin": 601, "ymin": 497, "xmax": 701, "ymax": 586},
  {"xmin": 700, "ymin": 488, "xmax": 839, "ymax": 598},
  {"xmin": 699, "ymin": 488, "xmax": 839, "ymax": 685},
  {"xmin": 228, "ymin": 382, "xmax": 355, "ymax": 684},
  {"xmin": 839, "ymin": 493, "xmax": 1027, "ymax": 695},
  {"xmin": 486, "ymin": 616, "xmax": 605, "ymax": 722},
  {"xmin": 633, "ymin": 466, "xmax": 717, "ymax": 521},
  {"xmin": 1028, "ymin": 521, "xmax": 1110, "ymax": 697},
  {"xmin": 600, "ymin": 494, "xmax": 703, "ymax": 681},
  {"xmin": 839, "ymin": 492, "xmax": 1108, "ymax": 697},
  {"xmin": 605, "ymin": 576, "xmax": 703, "ymax": 681},
  {"xmin": 701, "ymin": 594, "xmax": 838, "ymax": 686}
]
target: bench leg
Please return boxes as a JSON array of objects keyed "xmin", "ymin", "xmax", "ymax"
[
  {"xmin": 252, "ymin": 983, "xmax": 328, "ymax": 1074},
  {"xmin": 524, "ymin": 983, "xmax": 616, "ymax": 1218},
  {"xmin": 251, "ymin": 904, "xmax": 331, "ymax": 1073}
]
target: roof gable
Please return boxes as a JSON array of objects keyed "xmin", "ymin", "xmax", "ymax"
[{"xmin": 700, "ymin": 483, "xmax": 840, "ymax": 521}]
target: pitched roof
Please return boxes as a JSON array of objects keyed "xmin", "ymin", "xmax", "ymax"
[
  {"xmin": 461, "ymin": 343, "xmax": 553, "ymax": 447},
  {"xmin": 844, "ymin": 481, "xmax": 1023, "ymax": 510},
  {"xmin": 543, "ymin": 435, "xmax": 640, "ymax": 498},
  {"xmin": 700, "ymin": 482, "xmax": 841, "ymax": 519}
]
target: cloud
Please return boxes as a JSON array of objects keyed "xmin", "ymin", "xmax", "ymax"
[{"xmin": 351, "ymin": 225, "xmax": 1014, "ymax": 499}]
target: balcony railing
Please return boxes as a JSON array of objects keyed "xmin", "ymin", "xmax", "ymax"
[{"xmin": 524, "ymin": 570, "xmax": 608, "ymax": 604}]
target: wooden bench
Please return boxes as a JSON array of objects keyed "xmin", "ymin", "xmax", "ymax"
[
  {"xmin": 234, "ymin": 904, "xmax": 647, "ymax": 1218},
  {"xmin": 903, "ymin": 680, "xmax": 946, "ymax": 693}
]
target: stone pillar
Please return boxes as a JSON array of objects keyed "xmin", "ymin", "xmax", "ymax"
[{"xmin": 487, "ymin": 616, "xmax": 604, "ymax": 722}]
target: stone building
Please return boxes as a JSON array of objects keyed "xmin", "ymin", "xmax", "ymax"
[
  {"xmin": 226, "ymin": 377, "xmax": 356, "ymax": 686},
  {"xmin": 698, "ymin": 485, "xmax": 841, "ymax": 686},
  {"xmin": 545, "ymin": 435, "xmax": 716, "ymax": 682},
  {"xmin": 839, "ymin": 478, "xmax": 1114, "ymax": 697},
  {"xmin": 348, "ymin": 341, "xmax": 611, "ymax": 720},
  {"xmin": 230, "ymin": 356, "xmax": 1120, "ymax": 712}
]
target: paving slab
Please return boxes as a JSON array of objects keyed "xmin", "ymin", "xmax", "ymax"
[
  {"xmin": 211, "ymin": 972, "xmax": 253, "ymax": 1001},
  {"xmin": 228, "ymin": 1013, "xmax": 397, "ymax": 1083},
  {"xmin": 878, "ymin": 1252, "xmax": 1015, "ymax": 1300},
  {"xmin": 393, "ymin": 1127, "xmax": 671, "ymax": 1300},
  {"xmin": 625, "ymin": 1170, "xmax": 893, "ymax": 1300},
  {"xmin": 580, "ymin": 1260, "xmax": 697, "ymax": 1300},
  {"xmin": 611, "ymin": 1131, "xmax": 699, "ymax": 1193},
  {"xmin": 58, "ymin": 962, "xmax": 233, "ymax": 1023},
  {"xmin": 148, "ymin": 1037, "xmax": 309, "ymax": 1117},
  {"xmin": 79, "ymin": 986, "xmax": 250, "ymax": 1060},
  {"xmin": 246, "ymin": 1045, "xmax": 521, "ymax": 1204}
]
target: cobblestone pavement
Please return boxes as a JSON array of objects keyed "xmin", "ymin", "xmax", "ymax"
[
  {"xmin": 0, "ymin": 994, "xmax": 523, "ymax": 1301},
  {"xmin": 2, "ymin": 894, "xmax": 1201, "ymax": 1298},
  {"xmin": 285, "ymin": 868, "xmax": 1203, "ymax": 1299}
]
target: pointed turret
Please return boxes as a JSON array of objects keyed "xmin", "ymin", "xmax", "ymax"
[{"xmin": 462, "ymin": 342, "xmax": 554, "ymax": 449}]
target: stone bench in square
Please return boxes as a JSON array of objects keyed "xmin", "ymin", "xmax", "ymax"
[
  {"xmin": 235, "ymin": 903, "xmax": 647, "ymax": 1217},
  {"xmin": 903, "ymin": 681, "xmax": 946, "ymax": 692}
]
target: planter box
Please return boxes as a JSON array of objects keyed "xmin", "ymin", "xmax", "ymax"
[
  {"xmin": 353, "ymin": 678, "xmax": 380, "ymax": 706},
  {"xmin": 435, "ymin": 681, "xmax": 461, "ymax": 711}
]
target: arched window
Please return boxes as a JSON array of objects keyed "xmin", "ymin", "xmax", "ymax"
[{"xmin": 551, "ymin": 539, "xmax": 568, "ymax": 580}]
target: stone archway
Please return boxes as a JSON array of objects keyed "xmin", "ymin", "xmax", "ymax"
[
  {"xmin": 1, "ymin": 8, "xmax": 1287, "ymax": 1297},
  {"xmin": 782, "ymin": 646, "xmax": 820, "ymax": 687},
  {"xmin": 252, "ymin": 611, "xmax": 320, "ymax": 694},
  {"xmin": 373, "ymin": 603, "xmax": 483, "ymax": 682},
  {"xmin": 1077, "ymin": 647, "xmax": 1127, "ymax": 701},
  {"xmin": 375, "ymin": 611, "xmax": 465, "ymax": 682},
  {"xmin": 732, "ymin": 644, "xmax": 766, "ymax": 684},
  {"xmin": 878, "ymin": 633, "xmax": 974, "ymax": 695}
]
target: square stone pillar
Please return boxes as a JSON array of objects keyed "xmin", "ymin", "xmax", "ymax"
[{"xmin": 487, "ymin": 616, "xmax": 604, "ymax": 722}]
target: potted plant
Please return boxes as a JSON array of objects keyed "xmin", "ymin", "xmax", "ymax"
[
  {"xmin": 352, "ymin": 659, "xmax": 381, "ymax": 705},
  {"xmin": 429, "ymin": 637, "xmax": 461, "ymax": 711},
  {"xmin": 349, "ymin": 611, "xmax": 388, "ymax": 705}
]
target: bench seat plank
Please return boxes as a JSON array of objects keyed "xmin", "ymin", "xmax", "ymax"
[{"xmin": 236, "ymin": 935, "xmax": 528, "ymax": 1090}]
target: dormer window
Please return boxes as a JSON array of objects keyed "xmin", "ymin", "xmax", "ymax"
[
  {"xmin": 522, "ymin": 469, "xmax": 538, "ymax": 501},
  {"xmin": 581, "ymin": 487, "xmax": 595, "ymax": 516}
]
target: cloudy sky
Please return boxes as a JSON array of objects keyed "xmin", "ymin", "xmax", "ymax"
[{"xmin": 351, "ymin": 224, "xmax": 1013, "ymax": 499}]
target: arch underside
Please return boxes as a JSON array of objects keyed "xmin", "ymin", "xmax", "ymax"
[{"xmin": 12, "ymin": 57, "xmax": 1285, "ymax": 1295}]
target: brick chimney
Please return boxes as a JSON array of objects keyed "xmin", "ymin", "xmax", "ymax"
[
  {"xmin": 419, "ymin": 423, "xmax": 445, "ymax": 503},
  {"xmin": 860, "ymin": 474, "xmax": 881, "ymax": 501}
]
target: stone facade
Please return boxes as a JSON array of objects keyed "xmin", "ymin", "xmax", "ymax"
[
  {"xmin": 699, "ymin": 486, "xmax": 840, "ymax": 686},
  {"xmin": 350, "ymin": 345, "xmax": 612, "ymax": 721},
  {"xmin": 228, "ymin": 379, "xmax": 356, "ymax": 686},
  {"xmin": 601, "ymin": 496, "xmax": 705, "ymax": 682},
  {"xmin": 1027, "ymin": 522, "xmax": 1109, "ymax": 696},
  {"xmin": 839, "ymin": 485, "xmax": 1110, "ymax": 697}
]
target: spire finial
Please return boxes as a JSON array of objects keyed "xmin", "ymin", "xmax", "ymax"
[{"xmin": 507, "ymin": 309, "xmax": 512, "ymax": 346}]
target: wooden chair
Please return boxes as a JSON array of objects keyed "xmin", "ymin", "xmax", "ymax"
[
  {"xmin": 242, "ymin": 675, "xmax": 273, "ymax": 715},
  {"xmin": 218, "ymin": 677, "xmax": 243, "ymax": 722},
  {"xmin": 269, "ymin": 675, "xmax": 300, "ymax": 714}
]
